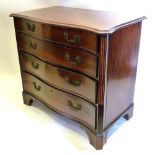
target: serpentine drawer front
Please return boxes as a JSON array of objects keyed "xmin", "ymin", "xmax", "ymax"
[
  {"xmin": 16, "ymin": 33, "xmax": 97, "ymax": 77},
  {"xmin": 14, "ymin": 17, "xmax": 97, "ymax": 53},
  {"xmin": 11, "ymin": 6, "xmax": 146, "ymax": 149},
  {"xmin": 22, "ymin": 72, "xmax": 96, "ymax": 129},
  {"xmin": 19, "ymin": 52, "xmax": 97, "ymax": 103}
]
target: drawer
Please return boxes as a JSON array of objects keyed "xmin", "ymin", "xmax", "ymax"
[
  {"xmin": 22, "ymin": 72, "xmax": 96, "ymax": 129},
  {"xmin": 14, "ymin": 17, "xmax": 97, "ymax": 53},
  {"xmin": 19, "ymin": 52, "xmax": 96, "ymax": 103},
  {"xmin": 16, "ymin": 33, "xmax": 97, "ymax": 77}
]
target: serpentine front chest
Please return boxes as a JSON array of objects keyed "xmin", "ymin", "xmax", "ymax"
[{"xmin": 10, "ymin": 6, "xmax": 145, "ymax": 149}]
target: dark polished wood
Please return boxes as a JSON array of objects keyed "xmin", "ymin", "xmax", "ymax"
[
  {"xmin": 22, "ymin": 91, "xmax": 34, "ymax": 106},
  {"xmin": 14, "ymin": 18, "xmax": 97, "ymax": 53},
  {"xmin": 11, "ymin": 6, "xmax": 145, "ymax": 150},
  {"xmin": 16, "ymin": 33, "xmax": 97, "ymax": 77},
  {"xmin": 97, "ymin": 36, "xmax": 107, "ymax": 106},
  {"xmin": 22, "ymin": 72, "xmax": 96, "ymax": 129},
  {"xmin": 10, "ymin": 6, "xmax": 146, "ymax": 33},
  {"xmin": 81, "ymin": 125, "xmax": 105, "ymax": 150},
  {"xmin": 105, "ymin": 22, "xmax": 142, "ymax": 128},
  {"xmin": 19, "ymin": 52, "xmax": 96, "ymax": 103}
]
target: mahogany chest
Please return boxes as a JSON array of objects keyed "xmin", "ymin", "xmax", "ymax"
[{"xmin": 10, "ymin": 6, "xmax": 145, "ymax": 149}]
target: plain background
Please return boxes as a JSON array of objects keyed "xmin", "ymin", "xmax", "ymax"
[{"xmin": 0, "ymin": 0, "xmax": 155, "ymax": 154}]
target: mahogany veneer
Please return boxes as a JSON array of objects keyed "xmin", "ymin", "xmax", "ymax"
[{"xmin": 10, "ymin": 6, "xmax": 146, "ymax": 149}]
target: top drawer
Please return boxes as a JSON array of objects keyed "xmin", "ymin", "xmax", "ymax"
[{"xmin": 14, "ymin": 17, "xmax": 98, "ymax": 53}]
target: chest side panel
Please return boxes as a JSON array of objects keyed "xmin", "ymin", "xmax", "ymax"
[{"xmin": 105, "ymin": 22, "xmax": 142, "ymax": 128}]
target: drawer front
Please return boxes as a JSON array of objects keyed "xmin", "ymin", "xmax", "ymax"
[
  {"xmin": 16, "ymin": 33, "xmax": 97, "ymax": 77},
  {"xmin": 14, "ymin": 17, "xmax": 97, "ymax": 53},
  {"xmin": 19, "ymin": 52, "xmax": 96, "ymax": 103},
  {"xmin": 22, "ymin": 72, "xmax": 96, "ymax": 129}
]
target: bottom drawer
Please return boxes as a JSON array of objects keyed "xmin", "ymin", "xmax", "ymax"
[{"xmin": 22, "ymin": 72, "xmax": 96, "ymax": 129}]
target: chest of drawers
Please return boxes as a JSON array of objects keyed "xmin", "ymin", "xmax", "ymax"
[{"xmin": 10, "ymin": 6, "xmax": 146, "ymax": 149}]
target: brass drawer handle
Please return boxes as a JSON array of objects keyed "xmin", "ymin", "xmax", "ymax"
[
  {"xmin": 31, "ymin": 61, "xmax": 39, "ymax": 70},
  {"xmin": 65, "ymin": 76, "xmax": 81, "ymax": 87},
  {"xmin": 29, "ymin": 40, "xmax": 37, "ymax": 50},
  {"xmin": 65, "ymin": 53, "xmax": 81, "ymax": 65},
  {"xmin": 26, "ymin": 22, "xmax": 35, "ymax": 32},
  {"xmin": 67, "ymin": 100, "xmax": 81, "ymax": 111},
  {"xmin": 64, "ymin": 32, "xmax": 80, "ymax": 44},
  {"xmin": 33, "ymin": 82, "xmax": 41, "ymax": 91}
]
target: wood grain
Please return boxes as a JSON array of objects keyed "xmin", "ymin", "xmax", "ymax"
[
  {"xmin": 97, "ymin": 37, "xmax": 106, "ymax": 105},
  {"xmin": 22, "ymin": 72, "xmax": 96, "ymax": 130},
  {"xmin": 105, "ymin": 22, "xmax": 142, "ymax": 128},
  {"xmin": 11, "ymin": 6, "xmax": 146, "ymax": 149},
  {"xmin": 19, "ymin": 52, "xmax": 97, "ymax": 103},
  {"xmin": 16, "ymin": 33, "xmax": 97, "ymax": 77},
  {"xmin": 10, "ymin": 6, "xmax": 146, "ymax": 33},
  {"xmin": 14, "ymin": 18, "xmax": 97, "ymax": 52}
]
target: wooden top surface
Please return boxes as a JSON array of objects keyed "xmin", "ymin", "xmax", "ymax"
[{"xmin": 10, "ymin": 6, "xmax": 146, "ymax": 34}]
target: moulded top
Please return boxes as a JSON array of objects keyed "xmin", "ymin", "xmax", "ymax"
[{"xmin": 10, "ymin": 6, "xmax": 146, "ymax": 34}]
